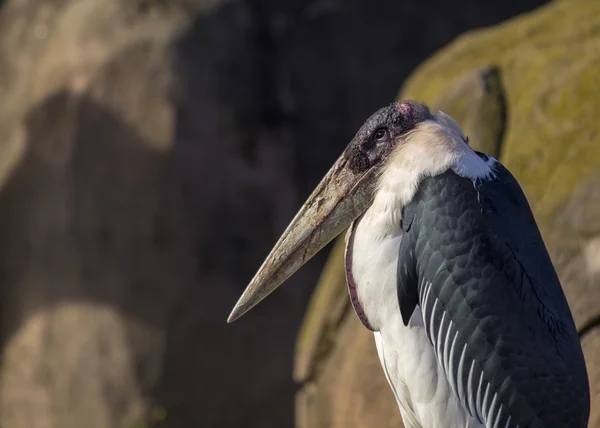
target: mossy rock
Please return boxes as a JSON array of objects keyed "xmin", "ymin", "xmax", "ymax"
[{"xmin": 295, "ymin": 0, "xmax": 600, "ymax": 426}]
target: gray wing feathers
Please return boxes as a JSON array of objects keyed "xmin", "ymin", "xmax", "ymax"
[
  {"xmin": 419, "ymin": 278, "xmax": 510, "ymax": 428},
  {"xmin": 397, "ymin": 160, "xmax": 590, "ymax": 428}
]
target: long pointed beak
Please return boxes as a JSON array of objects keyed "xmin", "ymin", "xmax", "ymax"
[{"xmin": 227, "ymin": 154, "xmax": 377, "ymax": 323}]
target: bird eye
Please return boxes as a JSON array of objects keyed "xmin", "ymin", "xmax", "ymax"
[{"xmin": 374, "ymin": 128, "xmax": 387, "ymax": 141}]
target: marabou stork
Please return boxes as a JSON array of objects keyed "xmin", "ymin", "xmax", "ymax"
[{"xmin": 227, "ymin": 101, "xmax": 590, "ymax": 428}]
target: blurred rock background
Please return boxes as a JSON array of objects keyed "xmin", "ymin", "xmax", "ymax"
[
  {"xmin": 0, "ymin": 0, "xmax": 575, "ymax": 427},
  {"xmin": 296, "ymin": 0, "xmax": 600, "ymax": 427}
]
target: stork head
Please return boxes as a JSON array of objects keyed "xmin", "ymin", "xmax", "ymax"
[{"xmin": 227, "ymin": 101, "xmax": 433, "ymax": 322}]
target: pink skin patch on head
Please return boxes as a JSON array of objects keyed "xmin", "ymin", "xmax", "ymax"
[{"xmin": 397, "ymin": 102, "xmax": 412, "ymax": 115}]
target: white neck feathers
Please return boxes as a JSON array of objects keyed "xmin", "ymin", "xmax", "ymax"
[{"xmin": 364, "ymin": 113, "xmax": 496, "ymax": 238}]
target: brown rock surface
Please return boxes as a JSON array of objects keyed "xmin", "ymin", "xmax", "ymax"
[
  {"xmin": 583, "ymin": 328, "xmax": 600, "ymax": 428},
  {"xmin": 295, "ymin": 0, "xmax": 600, "ymax": 426},
  {"xmin": 296, "ymin": 315, "xmax": 402, "ymax": 428}
]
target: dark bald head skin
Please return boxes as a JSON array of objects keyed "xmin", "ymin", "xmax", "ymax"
[{"xmin": 344, "ymin": 100, "xmax": 432, "ymax": 173}]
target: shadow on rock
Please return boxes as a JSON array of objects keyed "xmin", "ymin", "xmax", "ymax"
[{"xmin": 0, "ymin": 90, "xmax": 314, "ymax": 428}]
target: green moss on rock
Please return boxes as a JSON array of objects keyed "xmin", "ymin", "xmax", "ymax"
[
  {"xmin": 294, "ymin": 237, "xmax": 349, "ymax": 383},
  {"xmin": 401, "ymin": 0, "xmax": 600, "ymax": 226}
]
